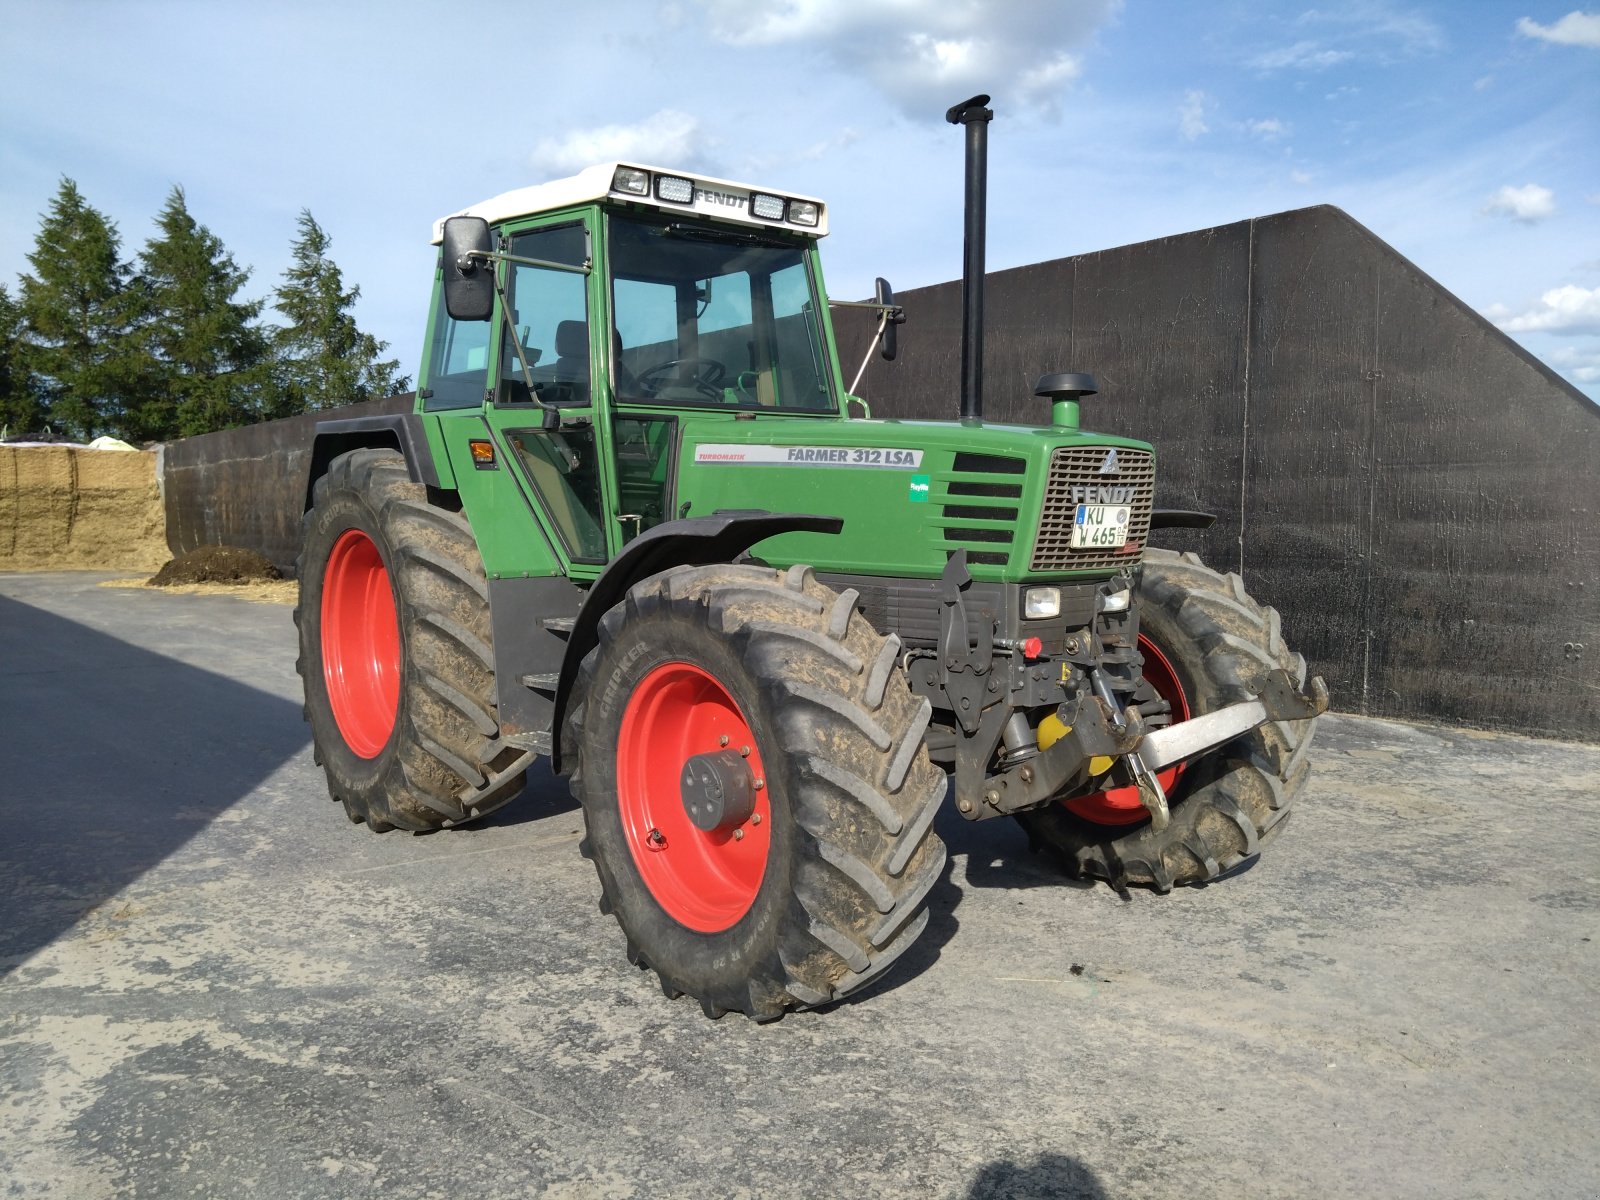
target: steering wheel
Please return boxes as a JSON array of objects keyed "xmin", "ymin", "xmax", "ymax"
[{"xmin": 638, "ymin": 357, "xmax": 726, "ymax": 400}]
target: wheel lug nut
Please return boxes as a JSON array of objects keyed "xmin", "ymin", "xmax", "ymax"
[
  {"xmin": 751, "ymin": 813, "xmax": 762, "ymax": 825},
  {"xmin": 739, "ymin": 745, "xmax": 751, "ymax": 757},
  {"xmin": 719, "ymin": 734, "xmax": 730, "ymax": 747},
  {"xmin": 753, "ymin": 777, "xmax": 765, "ymax": 791},
  {"xmin": 733, "ymin": 828, "xmax": 745, "ymax": 841}
]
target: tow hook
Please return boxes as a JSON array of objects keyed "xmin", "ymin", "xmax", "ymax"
[{"xmin": 1090, "ymin": 668, "xmax": 1170, "ymax": 831}]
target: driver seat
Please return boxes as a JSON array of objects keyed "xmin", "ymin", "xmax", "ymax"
[{"xmin": 551, "ymin": 320, "xmax": 590, "ymax": 404}]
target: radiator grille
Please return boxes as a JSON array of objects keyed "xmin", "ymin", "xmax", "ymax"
[
  {"xmin": 941, "ymin": 453, "xmax": 1025, "ymax": 568},
  {"xmin": 1031, "ymin": 446, "xmax": 1155, "ymax": 572}
]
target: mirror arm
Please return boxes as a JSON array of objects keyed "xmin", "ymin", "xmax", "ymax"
[
  {"xmin": 465, "ymin": 248, "xmax": 591, "ymax": 277},
  {"xmin": 847, "ymin": 309, "xmax": 890, "ymax": 397},
  {"xmin": 487, "ymin": 260, "xmax": 561, "ymax": 427}
]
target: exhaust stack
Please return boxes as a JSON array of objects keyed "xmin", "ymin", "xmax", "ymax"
[{"xmin": 946, "ymin": 94, "xmax": 994, "ymax": 423}]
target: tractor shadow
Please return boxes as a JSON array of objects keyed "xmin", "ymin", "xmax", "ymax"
[
  {"xmin": 950, "ymin": 807, "xmax": 1103, "ymax": 894},
  {"xmin": 828, "ymin": 784, "xmax": 1101, "ymax": 1007},
  {"xmin": 472, "ymin": 760, "xmax": 579, "ymax": 829}
]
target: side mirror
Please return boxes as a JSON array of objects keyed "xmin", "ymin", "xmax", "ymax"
[
  {"xmin": 441, "ymin": 216, "xmax": 494, "ymax": 321},
  {"xmin": 875, "ymin": 277, "xmax": 905, "ymax": 361}
]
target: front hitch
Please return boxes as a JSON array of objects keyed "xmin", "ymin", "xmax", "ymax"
[{"xmin": 961, "ymin": 668, "xmax": 1327, "ymax": 822}]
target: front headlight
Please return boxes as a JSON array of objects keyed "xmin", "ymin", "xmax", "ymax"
[
  {"xmin": 1101, "ymin": 587, "xmax": 1131, "ymax": 613},
  {"xmin": 1023, "ymin": 587, "xmax": 1061, "ymax": 619},
  {"xmin": 612, "ymin": 167, "xmax": 650, "ymax": 196}
]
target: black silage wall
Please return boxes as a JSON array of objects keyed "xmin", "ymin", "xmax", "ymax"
[
  {"xmin": 162, "ymin": 394, "xmax": 414, "ymax": 576},
  {"xmin": 836, "ymin": 205, "xmax": 1599, "ymax": 741}
]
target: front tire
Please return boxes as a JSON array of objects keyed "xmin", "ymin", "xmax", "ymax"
[
  {"xmin": 296, "ymin": 449, "xmax": 531, "ymax": 831},
  {"xmin": 568, "ymin": 563, "xmax": 947, "ymax": 1020},
  {"xmin": 1017, "ymin": 549, "xmax": 1318, "ymax": 891}
]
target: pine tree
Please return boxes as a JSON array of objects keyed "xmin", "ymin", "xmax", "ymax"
[
  {"xmin": 274, "ymin": 210, "xmax": 409, "ymax": 412},
  {"xmin": 0, "ymin": 285, "xmax": 44, "ymax": 438},
  {"xmin": 17, "ymin": 178, "xmax": 148, "ymax": 439},
  {"xmin": 134, "ymin": 186, "xmax": 271, "ymax": 439}
]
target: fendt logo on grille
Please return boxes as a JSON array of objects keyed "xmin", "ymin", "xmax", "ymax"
[
  {"xmin": 1098, "ymin": 448, "xmax": 1120, "ymax": 475},
  {"xmin": 1068, "ymin": 484, "xmax": 1137, "ymax": 504}
]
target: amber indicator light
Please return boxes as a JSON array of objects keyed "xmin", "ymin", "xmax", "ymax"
[{"xmin": 469, "ymin": 440, "xmax": 497, "ymax": 470}]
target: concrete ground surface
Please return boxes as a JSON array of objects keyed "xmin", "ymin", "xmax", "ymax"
[{"xmin": 1, "ymin": 571, "xmax": 1596, "ymax": 1200}]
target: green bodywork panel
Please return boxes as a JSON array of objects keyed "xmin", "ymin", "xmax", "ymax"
[
  {"xmin": 411, "ymin": 197, "xmax": 1156, "ymax": 587},
  {"xmin": 671, "ymin": 415, "xmax": 1153, "ymax": 583}
]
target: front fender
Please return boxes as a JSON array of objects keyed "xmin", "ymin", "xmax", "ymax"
[{"xmin": 549, "ymin": 511, "xmax": 844, "ymax": 773}]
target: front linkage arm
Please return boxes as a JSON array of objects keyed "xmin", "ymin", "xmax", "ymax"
[{"xmin": 963, "ymin": 668, "xmax": 1328, "ymax": 822}]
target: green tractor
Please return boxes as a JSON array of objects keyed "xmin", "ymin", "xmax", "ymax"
[{"xmin": 296, "ymin": 95, "xmax": 1326, "ymax": 1021}]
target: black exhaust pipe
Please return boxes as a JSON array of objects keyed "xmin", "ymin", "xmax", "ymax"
[{"xmin": 946, "ymin": 94, "xmax": 993, "ymax": 423}]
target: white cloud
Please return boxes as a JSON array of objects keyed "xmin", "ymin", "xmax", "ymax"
[
  {"xmin": 1255, "ymin": 5, "xmax": 1444, "ymax": 71},
  {"xmin": 1490, "ymin": 285, "xmax": 1600, "ymax": 334},
  {"xmin": 1516, "ymin": 11, "xmax": 1600, "ymax": 48},
  {"xmin": 692, "ymin": 0, "xmax": 1116, "ymax": 119},
  {"xmin": 1252, "ymin": 40, "xmax": 1353, "ymax": 69},
  {"xmin": 1545, "ymin": 345, "xmax": 1600, "ymax": 383},
  {"xmin": 1298, "ymin": 4, "xmax": 1444, "ymax": 53},
  {"xmin": 1179, "ymin": 90, "xmax": 1210, "ymax": 140},
  {"xmin": 1484, "ymin": 183, "xmax": 1557, "ymax": 223},
  {"xmin": 1247, "ymin": 117, "xmax": 1288, "ymax": 139},
  {"xmin": 1290, "ymin": 169, "xmax": 1314, "ymax": 185},
  {"xmin": 530, "ymin": 110, "xmax": 714, "ymax": 176},
  {"xmin": 796, "ymin": 128, "xmax": 862, "ymax": 161}
]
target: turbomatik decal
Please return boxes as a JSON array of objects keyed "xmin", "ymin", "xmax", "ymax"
[{"xmin": 694, "ymin": 444, "xmax": 924, "ymax": 469}]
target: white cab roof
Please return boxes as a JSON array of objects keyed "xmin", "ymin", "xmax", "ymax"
[{"xmin": 430, "ymin": 162, "xmax": 828, "ymax": 243}]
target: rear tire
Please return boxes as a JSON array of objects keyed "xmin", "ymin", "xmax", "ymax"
[
  {"xmin": 1017, "ymin": 549, "xmax": 1317, "ymax": 891},
  {"xmin": 296, "ymin": 448, "xmax": 530, "ymax": 831},
  {"xmin": 568, "ymin": 563, "xmax": 947, "ymax": 1020}
]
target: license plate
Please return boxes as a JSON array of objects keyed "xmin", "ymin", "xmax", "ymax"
[{"xmin": 1071, "ymin": 504, "xmax": 1131, "ymax": 549}]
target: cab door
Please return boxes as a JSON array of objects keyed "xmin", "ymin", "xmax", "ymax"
[{"xmin": 481, "ymin": 213, "xmax": 621, "ymax": 580}]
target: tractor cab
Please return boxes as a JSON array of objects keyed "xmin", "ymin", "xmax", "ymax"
[{"xmin": 420, "ymin": 163, "xmax": 853, "ymax": 571}]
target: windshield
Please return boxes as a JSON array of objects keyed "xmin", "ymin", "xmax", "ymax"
[{"xmin": 608, "ymin": 214, "xmax": 835, "ymax": 412}]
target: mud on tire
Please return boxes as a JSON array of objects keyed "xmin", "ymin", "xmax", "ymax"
[
  {"xmin": 296, "ymin": 448, "xmax": 531, "ymax": 831},
  {"xmin": 1017, "ymin": 548, "xmax": 1318, "ymax": 891},
  {"xmin": 568, "ymin": 563, "xmax": 948, "ymax": 1021}
]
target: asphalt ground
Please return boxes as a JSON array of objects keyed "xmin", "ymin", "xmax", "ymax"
[{"xmin": 2, "ymin": 571, "xmax": 1597, "ymax": 1199}]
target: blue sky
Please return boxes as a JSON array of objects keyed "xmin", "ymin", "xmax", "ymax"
[{"xmin": 2, "ymin": 1, "xmax": 1597, "ymax": 400}]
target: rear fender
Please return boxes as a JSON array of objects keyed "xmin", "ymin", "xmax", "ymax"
[{"xmin": 304, "ymin": 414, "xmax": 452, "ymax": 510}]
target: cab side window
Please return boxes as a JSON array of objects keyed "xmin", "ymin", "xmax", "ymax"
[
  {"xmin": 422, "ymin": 278, "xmax": 493, "ymax": 410},
  {"xmin": 500, "ymin": 223, "xmax": 590, "ymax": 407}
]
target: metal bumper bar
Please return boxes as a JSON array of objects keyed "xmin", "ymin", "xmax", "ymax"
[{"xmin": 1139, "ymin": 670, "xmax": 1329, "ymax": 772}]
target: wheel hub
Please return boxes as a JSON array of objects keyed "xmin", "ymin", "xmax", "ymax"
[
  {"xmin": 615, "ymin": 661, "xmax": 772, "ymax": 932},
  {"xmin": 681, "ymin": 749, "xmax": 756, "ymax": 832}
]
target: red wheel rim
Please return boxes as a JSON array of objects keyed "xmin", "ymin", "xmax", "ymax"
[
  {"xmin": 321, "ymin": 528, "xmax": 401, "ymax": 759},
  {"xmin": 1063, "ymin": 633, "xmax": 1192, "ymax": 825},
  {"xmin": 616, "ymin": 662, "xmax": 772, "ymax": 933}
]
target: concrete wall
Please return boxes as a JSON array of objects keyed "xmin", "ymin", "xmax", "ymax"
[
  {"xmin": 161, "ymin": 394, "xmax": 414, "ymax": 576},
  {"xmin": 1, "ymin": 446, "xmax": 168, "ymax": 573},
  {"xmin": 835, "ymin": 205, "xmax": 1599, "ymax": 742}
]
